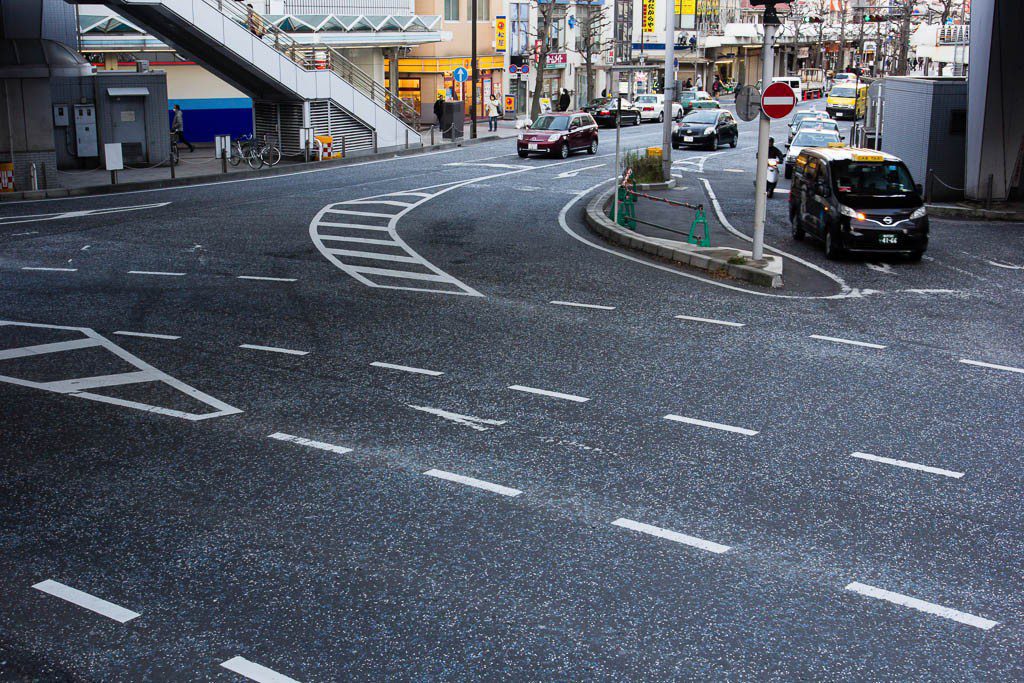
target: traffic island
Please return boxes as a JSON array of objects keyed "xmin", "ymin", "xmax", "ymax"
[{"xmin": 584, "ymin": 187, "xmax": 783, "ymax": 288}]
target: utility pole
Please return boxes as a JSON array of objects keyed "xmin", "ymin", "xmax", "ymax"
[
  {"xmin": 751, "ymin": 1, "xmax": 780, "ymax": 262},
  {"xmin": 661, "ymin": 0, "xmax": 676, "ymax": 181},
  {"xmin": 471, "ymin": 0, "xmax": 478, "ymax": 139}
]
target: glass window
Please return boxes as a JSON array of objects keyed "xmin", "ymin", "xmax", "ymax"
[
  {"xmin": 791, "ymin": 131, "xmax": 841, "ymax": 147},
  {"xmin": 682, "ymin": 111, "xmax": 720, "ymax": 124},
  {"xmin": 832, "ymin": 161, "xmax": 916, "ymax": 196},
  {"xmin": 475, "ymin": 0, "xmax": 489, "ymax": 20},
  {"xmin": 830, "ymin": 86, "xmax": 857, "ymax": 98},
  {"xmin": 511, "ymin": 3, "xmax": 528, "ymax": 55},
  {"xmin": 444, "ymin": 0, "xmax": 459, "ymax": 21},
  {"xmin": 533, "ymin": 115, "xmax": 570, "ymax": 130}
]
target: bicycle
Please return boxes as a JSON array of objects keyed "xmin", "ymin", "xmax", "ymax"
[
  {"xmin": 254, "ymin": 134, "xmax": 282, "ymax": 167},
  {"xmin": 229, "ymin": 134, "xmax": 264, "ymax": 169},
  {"xmin": 169, "ymin": 132, "xmax": 180, "ymax": 165}
]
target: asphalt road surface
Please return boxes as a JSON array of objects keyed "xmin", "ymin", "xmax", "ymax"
[{"xmin": 1, "ymin": 106, "xmax": 1023, "ymax": 682}]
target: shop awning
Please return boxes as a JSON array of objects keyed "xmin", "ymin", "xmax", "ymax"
[{"xmin": 107, "ymin": 87, "xmax": 150, "ymax": 96}]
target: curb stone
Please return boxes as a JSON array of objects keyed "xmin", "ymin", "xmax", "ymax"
[
  {"xmin": 584, "ymin": 188, "xmax": 783, "ymax": 288},
  {"xmin": 0, "ymin": 135, "xmax": 501, "ymax": 203},
  {"xmin": 926, "ymin": 203, "xmax": 1024, "ymax": 222}
]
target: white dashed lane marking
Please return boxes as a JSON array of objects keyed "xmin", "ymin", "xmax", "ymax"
[
  {"xmin": 675, "ymin": 314, "xmax": 744, "ymax": 327},
  {"xmin": 508, "ymin": 384, "xmax": 590, "ymax": 403},
  {"xmin": 424, "ymin": 469, "xmax": 522, "ymax": 497},
  {"xmin": 612, "ymin": 518, "xmax": 730, "ymax": 554},
  {"xmin": 21, "ymin": 266, "xmax": 77, "ymax": 272},
  {"xmin": 408, "ymin": 405, "xmax": 506, "ymax": 431},
  {"xmin": 237, "ymin": 275, "xmax": 298, "ymax": 282},
  {"xmin": 239, "ymin": 344, "xmax": 309, "ymax": 356},
  {"xmin": 268, "ymin": 432, "xmax": 352, "ymax": 454},
  {"xmin": 959, "ymin": 358, "xmax": 1024, "ymax": 375},
  {"xmin": 220, "ymin": 656, "xmax": 302, "ymax": 683},
  {"xmin": 549, "ymin": 300, "xmax": 616, "ymax": 310},
  {"xmin": 850, "ymin": 452, "xmax": 964, "ymax": 479},
  {"xmin": 33, "ymin": 580, "xmax": 140, "ymax": 623},
  {"xmin": 371, "ymin": 361, "xmax": 444, "ymax": 376},
  {"xmin": 663, "ymin": 414, "xmax": 758, "ymax": 436},
  {"xmin": 113, "ymin": 330, "xmax": 181, "ymax": 340},
  {"xmin": 809, "ymin": 334, "xmax": 887, "ymax": 349},
  {"xmin": 845, "ymin": 582, "xmax": 998, "ymax": 630},
  {"xmin": 127, "ymin": 270, "xmax": 186, "ymax": 277}
]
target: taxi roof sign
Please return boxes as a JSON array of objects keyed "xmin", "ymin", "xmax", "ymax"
[{"xmin": 852, "ymin": 153, "xmax": 885, "ymax": 162}]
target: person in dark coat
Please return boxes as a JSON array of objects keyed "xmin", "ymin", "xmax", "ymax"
[
  {"xmin": 558, "ymin": 88, "xmax": 571, "ymax": 111},
  {"xmin": 433, "ymin": 95, "xmax": 445, "ymax": 128}
]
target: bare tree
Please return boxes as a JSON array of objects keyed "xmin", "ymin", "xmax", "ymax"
[
  {"xmin": 529, "ymin": 0, "xmax": 560, "ymax": 121},
  {"xmin": 565, "ymin": 4, "xmax": 611, "ymax": 105}
]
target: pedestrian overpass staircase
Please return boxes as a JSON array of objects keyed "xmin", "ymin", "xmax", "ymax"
[{"xmin": 76, "ymin": 0, "xmax": 422, "ymax": 155}]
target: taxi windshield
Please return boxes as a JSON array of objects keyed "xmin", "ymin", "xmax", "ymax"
[
  {"xmin": 682, "ymin": 111, "xmax": 719, "ymax": 124},
  {"xmin": 832, "ymin": 161, "xmax": 915, "ymax": 196},
  {"xmin": 792, "ymin": 131, "xmax": 841, "ymax": 147},
  {"xmin": 831, "ymin": 86, "xmax": 857, "ymax": 98},
  {"xmin": 532, "ymin": 115, "xmax": 570, "ymax": 130},
  {"xmin": 635, "ymin": 95, "xmax": 659, "ymax": 103}
]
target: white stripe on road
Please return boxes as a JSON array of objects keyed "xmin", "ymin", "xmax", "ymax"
[
  {"xmin": 268, "ymin": 432, "xmax": 352, "ymax": 454},
  {"xmin": 508, "ymin": 384, "xmax": 590, "ymax": 403},
  {"xmin": 21, "ymin": 266, "xmax": 77, "ymax": 272},
  {"xmin": 549, "ymin": 300, "xmax": 616, "ymax": 310},
  {"xmin": 237, "ymin": 275, "xmax": 298, "ymax": 282},
  {"xmin": 611, "ymin": 518, "xmax": 730, "ymax": 554},
  {"xmin": 113, "ymin": 330, "xmax": 181, "ymax": 340},
  {"xmin": 408, "ymin": 404, "xmax": 506, "ymax": 431},
  {"xmin": 850, "ymin": 452, "xmax": 964, "ymax": 479},
  {"xmin": 663, "ymin": 414, "xmax": 759, "ymax": 436},
  {"xmin": 809, "ymin": 334, "xmax": 887, "ymax": 349},
  {"xmin": 959, "ymin": 358, "xmax": 1024, "ymax": 375},
  {"xmin": 371, "ymin": 361, "xmax": 444, "ymax": 376},
  {"xmin": 32, "ymin": 580, "xmax": 140, "ymax": 623},
  {"xmin": 220, "ymin": 656, "xmax": 301, "ymax": 683},
  {"xmin": 239, "ymin": 344, "xmax": 309, "ymax": 356},
  {"xmin": 423, "ymin": 469, "xmax": 522, "ymax": 497},
  {"xmin": 675, "ymin": 314, "xmax": 745, "ymax": 327},
  {"xmin": 724, "ymin": 168, "xmax": 746, "ymax": 173},
  {"xmin": 844, "ymin": 582, "xmax": 998, "ymax": 630},
  {"xmin": 127, "ymin": 270, "xmax": 186, "ymax": 277}
]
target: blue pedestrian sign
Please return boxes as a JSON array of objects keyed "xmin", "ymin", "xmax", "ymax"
[{"xmin": 453, "ymin": 67, "xmax": 469, "ymax": 83}]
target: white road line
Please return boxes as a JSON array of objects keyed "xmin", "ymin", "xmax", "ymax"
[
  {"xmin": 508, "ymin": 384, "xmax": 590, "ymax": 403},
  {"xmin": 113, "ymin": 331, "xmax": 181, "ymax": 340},
  {"xmin": 675, "ymin": 314, "xmax": 745, "ymax": 327},
  {"xmin": 407, "ymin": 404, "xmax": 506, "ymax": 431},
  {"xmin": 809, "ymin": 334, "xmax": 887, "ymax": 349},
  {"xmin": 11, "ymin": 231, "xmax": 39, "ymax": 236},
  {"xmin": 850, "ymin": 452, "xmax": 964, "ymax": 479},
  {"xmin": 32, "ymin": 580, "xmax": 140, "ymax": 623},
  {"xmin": 724, "ymin": 168, "xmax": 746, "ymax": 173},
  {"xmin": 549, "ymin": 300, "xmax": 616, "ymax": 310},
  {"xmin": 268, "ymin": 432, "xmax": 352, "ymax": 454},
  {"xmin": 371, "ymin": 361, "xmax": 444, "ymax": 376},
  {"xmin": 21, "ymin": 266, "xmax": 77, "ymax": 272},
  {"xmin": 220, "ymin": 656, "xmax": 301, "ymax": 683},
  {"xmin": 0, "ymin": 202, "xmax": 170, "ymax": 226},
  {"xmin": 959, "ymin": 358, "xmax": 1024, "ymax": 375},
  {"xmin": 239, "ymin": 344, "xmax": 309, "ymax": 356},
  {"xmin": 611, "ymin": 518, "xmax": 730, "ymax": 554},
  {"xmin": 237, "ymin": 275, "xmax": 298, "ymax": 282},
  {"xmin": 844, "ymin": 582, "xmax": 998, "ymax": 630},
  {"xmin": 326, "ymin": 208, "xmax": 395, "ymax": 218},
  {"xmin": 986, "ymin": 259, "xmax": 1024, "ymax": 270},
  {"xmin": 663, "ymin": 414, "xmax": 758, "ymax": 436},
  {"xmin": 423, "ymin": 469, "xmax": 522, "ymax": 497},
  {"xmin": 127, "ymin": 270, "xmax": 186, "ymax": 277}
]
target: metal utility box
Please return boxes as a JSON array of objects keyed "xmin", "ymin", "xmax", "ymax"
[
  {"xmin": 53, "ymin": 104, "xmax": 69, "ymax": 127},
  {"xmin": 881, "ymin": 76, "xmax": 967, "ymax": 201},
  {"xmin": 442, "ymin": 101, "xmax": 464, "ymax": 140},
  {"xmin": 73, "ymin": 104, "xmax": 98, "ymax": 157}
]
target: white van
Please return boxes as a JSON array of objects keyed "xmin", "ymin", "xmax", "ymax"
[{"xmin": 772, "ymin": 76, "xmax": 802, "ymax": 102}]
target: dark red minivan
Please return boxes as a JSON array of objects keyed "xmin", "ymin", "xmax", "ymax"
[{"xmin": 517, "ymin": 112, "xmax": 599, "ymax": 159}]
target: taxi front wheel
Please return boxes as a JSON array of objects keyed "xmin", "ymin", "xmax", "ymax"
[
  {"xmin": 824, "ymin": 226, "xmax": 845, "ymax": 260},
  {"xmin": 791, "ymin": 210, "xmax": 805, "ymax": 240}
]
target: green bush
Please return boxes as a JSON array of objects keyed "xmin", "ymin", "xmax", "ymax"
[{"xmin": 622, "ymin": 149, "xmax": 664, "ymax": 184}]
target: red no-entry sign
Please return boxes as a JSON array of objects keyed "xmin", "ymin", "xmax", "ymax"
[{"xmin": 761, "ymin": 82, "xmax": 797, "ymax": 119}]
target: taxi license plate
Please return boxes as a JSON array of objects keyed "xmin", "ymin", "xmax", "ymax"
[
  {"xmin": 528, "ymin": 143, "xmax": 538, "ymax": 151},
  {"xmin": 879, "ymin": 234, "xmax": 898, "ymax": 245},
  {"xmin": 684, "ymin": 136, "xmax": 694, "ymax": 142}
]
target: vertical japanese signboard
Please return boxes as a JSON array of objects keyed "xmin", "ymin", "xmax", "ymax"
[
  {"xmin": 495, "ymin": 16, "xmax": 507, "ymax": 53},
  {"xmin": 642, "ymin": 0, "xmax": 656, "ymax": 34}
]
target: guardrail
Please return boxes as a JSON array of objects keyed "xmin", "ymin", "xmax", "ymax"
[{"xmin": 612, "ymin": 169, "xmax": 710, "ymax": 247}]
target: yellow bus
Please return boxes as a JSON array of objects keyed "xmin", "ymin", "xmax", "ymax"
[{"xmin": 826, "ymin": 83, "xmax": 868, "ymax": 120}]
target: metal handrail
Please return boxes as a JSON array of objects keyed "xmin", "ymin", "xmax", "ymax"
[{"xmin": 203, "ymin": 0, "xmax": 420, "ymax": 129}]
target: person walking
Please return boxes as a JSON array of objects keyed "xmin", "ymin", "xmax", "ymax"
[
  {"xmin": 485, "ymin": 95, "xmax": 500, "ymax": 132},
  {"xmin": 558, "ymin": 88, "xmax": 570, "ymax": 112},
  {"xmin": 433, "ymin": 94, "xmax": 445, "ymax": 129},
  {"xmin": 695, "ymin": 74, "xmax": 703, "ymax": 90},
  {"xmin": 171, "ymin": 104, "xmax": 194, "ymax": 153},
  {"xmin": 684, "ymin": 77, "xmax": 693, "ymax": 89},
  {"xmin": 712, "ymin": 74, "xmax": 722, "ymax": 97}
]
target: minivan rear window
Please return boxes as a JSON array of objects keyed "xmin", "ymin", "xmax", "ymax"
[{"xmin": 831, "ymin": 87, "xmax": 857, "ymax": 98}]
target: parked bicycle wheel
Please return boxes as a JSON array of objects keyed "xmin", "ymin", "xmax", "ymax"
[
  {"xmin": 260, "ymin": 144, "xmax": 282, "ymax": 167},
  {"xmin": 170, "ymin": 141, "xmax": 179, "ymax": 166},
  {"xmin": 246, "ymin": 146, "xmax": 264, "ymax": 170},
  {"xmin": 228, "ymin": 140, "xmax": 244, "ymax": 166}
]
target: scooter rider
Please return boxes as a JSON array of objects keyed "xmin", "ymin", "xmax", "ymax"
[{"xmin": 768, "ymin": 137, "xmax": 785, "ymax": 162}]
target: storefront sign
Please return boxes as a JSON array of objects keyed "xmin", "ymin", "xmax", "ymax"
[
  {"xmin": 504, "ymin": 94, "xmax": 515, "ymax": 112},
  {"xmin": 642, "ymin": 0, "xmax": 656, "ymax": 33},
  {"xmin": 496, "ymin": 16, "xmax": 507, "ymax": 53},
  {"xmin": 544, "ymin": 53, "xmax": 567, "ymax": 69}
]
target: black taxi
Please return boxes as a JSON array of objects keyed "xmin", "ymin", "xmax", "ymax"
[{"xmin": 788, "ymin": 147, "xmax": 928, "ymax": 260}]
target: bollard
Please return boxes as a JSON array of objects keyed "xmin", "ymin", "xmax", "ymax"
[
  {"xmin": 615, "ymin": 186, "xmax": 636, "ymax": 230},
  {"xmin": 170, "ymin": 158, "xmax": 176, "ymax": 179},
  {"xmin": 430, "ymin": 125, "xmax": 435, "ymax": 146},
  {"xmin": 405, "ymin": 129, "xmax": 409, "ymax": 149},
  {"xmin": 688, "ymin": 208, "xmax": 710, "ymax": 247},
  {"xmin": 30, "ymin": 163, "xmax": 38, "ymax": 191},
  {"xmin": 341, "ymin": 136, "xmax": 347, "ymax": 158},
  {"xmin": 222, "ymin": 153, "xmax": 228, "ymax": 174},
  {"xmin": 372, "ymin": 131, "xmax": 378, "ymax": 154},
  {"xmin": 110, "ymin": 170, "xmax": 118, "ymax": 185}
]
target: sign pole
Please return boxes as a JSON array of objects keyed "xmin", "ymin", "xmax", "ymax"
[
  {"xmin": 661, "ymin": 0, "xmax": 676, "ymax": 181},
  {"xmin": 470, "ymin": 0, "xmax": 478, "ymax": 139},
  {"xmin": 752, "ymin": 9, "xmax": 780, "ymax": 262}
]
